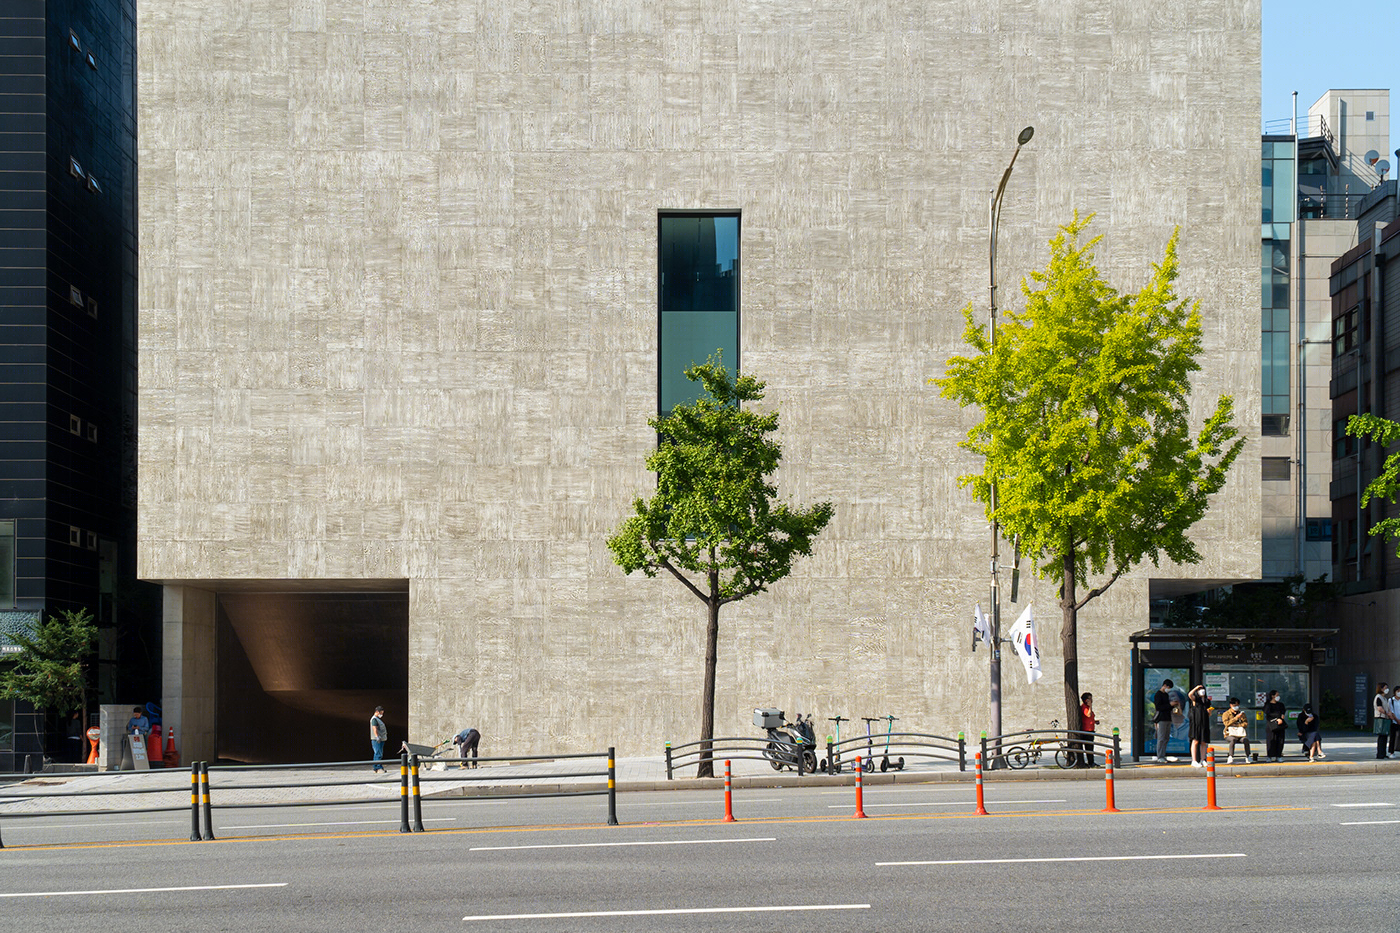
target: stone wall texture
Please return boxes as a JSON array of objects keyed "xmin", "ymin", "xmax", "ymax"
[{"xmin": 138, "ymin": 0, "xmax": 1262, "ymax": 756}]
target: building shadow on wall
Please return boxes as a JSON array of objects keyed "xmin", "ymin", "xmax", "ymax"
[{"xmin": 217, "ymin": 590, "xmax": 408, "ymax": 763}]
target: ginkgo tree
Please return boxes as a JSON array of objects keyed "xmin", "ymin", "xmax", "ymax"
[
  {"xmin": 936, "ymin": 213, "xmax": 1244, "ymax": 736},
  {"xmin": 608, "ymin": 357, "xmax": 833, "ymax": 778}
]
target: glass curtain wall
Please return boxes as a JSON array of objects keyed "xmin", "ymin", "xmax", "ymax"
[{"xmin": 658, "ymin": 214, "xmax": 739, "ymax": 415}]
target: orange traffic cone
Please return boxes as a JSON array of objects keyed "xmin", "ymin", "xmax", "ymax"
[
  {"xmin": 163, "ymin": 727, "xmax": 180, "ymax": 768},
  {"xmin": 85, "ymin": 727, "xmax": 100, "ymax": 765}
]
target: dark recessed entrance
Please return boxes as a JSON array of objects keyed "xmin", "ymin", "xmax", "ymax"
[{"xmin": 217, "ymin": 589, "xmax": 409, "ymax": 763}]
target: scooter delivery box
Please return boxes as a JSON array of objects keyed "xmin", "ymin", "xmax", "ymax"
[{"xmin": 753, "ymin": 708, "xmax": 784, "ymax": 729}]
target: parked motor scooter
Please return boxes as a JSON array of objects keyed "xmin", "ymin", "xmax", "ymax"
[{"xmin": 753, "ymin": 708, "xmax": 818, "ymax": 773}]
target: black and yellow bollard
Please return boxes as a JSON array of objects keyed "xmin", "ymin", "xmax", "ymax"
[
  {"xmin": 200, "ymin": 762, "xmax": 215, "ymax": 840},
  {"xmin": 607, "ymin": 746, "xmax": 618, "ymax": 826},
  {"xmin": 189, "ymin": 761, "xmax": 201, "ymax": 841},
  {"xmin": 410, "ymin": 754, "xmax": 425, "ymax": 832},
  {"xmin": 399, "ymin": 750, "xmax": 411, "ymax": 833}
]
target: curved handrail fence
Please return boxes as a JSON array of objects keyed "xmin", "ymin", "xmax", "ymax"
[
  {"xmin": 980, "ymin": 727, "xmax": 1121, "ymax": 771},
  {"xmin": 664, "ymin": 731, "xmax": 967, "ymax": 779},
  {"xmin": 824, "ymin": 731, "xmax": 967, "ymax": 774},
  {"xmin": 665, "ymin": 737, "xmax": 811, "ymax": 779}
]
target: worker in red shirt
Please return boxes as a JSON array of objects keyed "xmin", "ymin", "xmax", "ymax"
[{"xmin": 1077, "ymin": 692, "xmax": 1098, "ymax": 767}]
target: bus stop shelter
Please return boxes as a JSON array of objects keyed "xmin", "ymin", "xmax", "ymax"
[{"xmin": 1128, "ymin": 628, "xmax": 1336, "ymax": 761}]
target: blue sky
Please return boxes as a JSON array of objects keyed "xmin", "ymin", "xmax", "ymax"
[{"xmin": 1264, "ymin": 0, "xmax": 1398, "ymax": 157}]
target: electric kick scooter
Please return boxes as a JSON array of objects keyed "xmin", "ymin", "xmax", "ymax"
[
  {"xmin": 878, "ymin": 714, "xmax": 905, "ymax": 772},
  {"xmin": 822, "ymin": 715, "xmax": 849, "ymax": 773}
]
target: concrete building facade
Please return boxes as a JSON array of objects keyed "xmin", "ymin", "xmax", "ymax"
[{"xmin": 138, "ymin": 0, "xmax": 1263, "ymax": 762}]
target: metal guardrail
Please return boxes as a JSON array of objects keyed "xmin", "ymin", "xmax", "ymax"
[
  {"xmin": 666, "ymin": 737, "xmax": 811, "ymax": 779},
  {"xmin": 0, "ymin": 764, "xmax": 197, "ymax": 847},
  {"xmin": 981, "ymin": 727, "xmax": 1121, "ymax": 770},
  {"xmin": 1298, "ymin": 193, "xmax": 1368, "ymax": 219},
  {"xmin": 824, "ymin": 732, "xmax": 966, "ymax": 774},
  {"xmin": 664, "ymin": 732, "xmax": 967, "ymax": 779},
  {"xmin": 0, "ymin": 749, "xmax": 620, "ymax": 846}
]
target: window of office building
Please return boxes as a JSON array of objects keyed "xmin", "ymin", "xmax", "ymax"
[
  {"xmin": 0, "ymin": 521, "xmax": 14, "ymax": 609},
  {"xmin": 1334, "ymin": 307, "xmax": 1358, "ymax": 357},
  {"xmin": 1261, "ymin": 140, "xmax": 1296, "ymax": 225},
  {"xmin": 1262, "ymin": 240, "xmax": 1290, "ymax": 432},
  {"xmin": 658, "ymin": 213, "xmax": 739, "ymax": 415}
]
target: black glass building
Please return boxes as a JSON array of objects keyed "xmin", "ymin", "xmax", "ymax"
[{"xmin": 0, "ymin": 0, "xmax": 156, "ymax": 770}]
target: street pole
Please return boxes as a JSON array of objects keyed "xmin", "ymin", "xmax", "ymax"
[{"xmin": 987, "ymin": 125, "xmax": 1033, "ymax": 765}]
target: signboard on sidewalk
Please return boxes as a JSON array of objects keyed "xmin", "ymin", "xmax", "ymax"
[{"xmin": 128, "ymin": 734, "xmax": 149, "ymax": 771}]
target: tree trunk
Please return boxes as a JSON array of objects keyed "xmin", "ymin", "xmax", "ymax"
[
  {"xmin": 1060, "ymin": 552, "xmax": 1082, "ymax": 741},
  {"xmin": 697, "ymin": 595, "xmax": 721, "ymax": 778}
]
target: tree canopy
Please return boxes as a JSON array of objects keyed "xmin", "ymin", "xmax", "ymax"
[
  {"xmin": 1348, "ymin": 413, "xmax": 1400, "ymax": 552},
  {"xmin": 608, "ymin": 356, "xmax": 833, "ymax": 776},
  {"xmin": 0, "ymin": 607, "xmax": 97, "ymax": 715},
  {"xmin": 936, "ymin": 213, "xmax": 1243, "ymax": 730}
]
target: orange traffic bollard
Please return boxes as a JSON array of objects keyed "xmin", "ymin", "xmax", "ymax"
[
  {"xmin": 85, "ymin": 727, "xmax": 100, "ymax": 765},
  {"xmin": 853, "ymin": 756, "xmax": 868, "ymax": 818},
  {"xmin": 974, "ymin": 751, "xmax": 989, "ymax": 815},
  {"xmin": 723, "ymin": 760, "xmax": 736, "ymax": 822},
  {"xmin": 1204, "ymin": 747, "xmax": 1221, "ymax": 811},
  {"xmin": 147, "ymin": 724, "xmax": 163, "ymax": 768},
  {"xmin": 1102, "ymin": 748, "xmax": 1120, "ymax": 813}
]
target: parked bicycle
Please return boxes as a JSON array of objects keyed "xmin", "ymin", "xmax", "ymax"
[{"xmin": 1003, "ymin": 719, "xmax": 1077, "ymax": 769}]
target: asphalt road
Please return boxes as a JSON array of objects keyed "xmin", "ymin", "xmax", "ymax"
[{"xmin": 3, "ymin": 774, "xmax": 1396, "ymax": 932}]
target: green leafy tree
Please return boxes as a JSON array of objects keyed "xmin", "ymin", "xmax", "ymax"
[
  {"xmin": 936, "ymin": 214, "xmax": 1243, "ymax": 734},
  {"xmin": 608, "ymin": 357, "xmax": 833, "ymax": 778},
  {"xmin": 1348, "ymin": 414, "xmax": 1400, "ymax": 552},
  {"xmin": 0, "ymin": 608, "xmax": 98, "ymax": 735}
]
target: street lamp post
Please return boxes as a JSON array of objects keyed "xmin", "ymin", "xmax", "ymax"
[{"xmin": 986, "ymin": 125, "xmax": 1033, "ymax": 764}]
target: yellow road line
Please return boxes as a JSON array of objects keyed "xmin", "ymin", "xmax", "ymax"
[{"xmin": 5, "ymin": 805, "xmax": 1310, "ymax": 852}]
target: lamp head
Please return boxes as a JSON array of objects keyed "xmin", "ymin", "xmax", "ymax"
[{"xmin": 1017, "ymin": 126, "xmax": 1035, "ymax": 146}]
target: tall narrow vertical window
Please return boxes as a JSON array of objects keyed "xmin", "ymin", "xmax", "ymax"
[
  {"xmin": 1261, "ymin": 240, "xmax": 1290, "ymax": 433},
  {"xmin": 0, "ymin": 520, "xmax": 14, "ymax": 608},
  {"xmin": 658, "ymin": 213, "xmax": 739, "ymax": 415}
]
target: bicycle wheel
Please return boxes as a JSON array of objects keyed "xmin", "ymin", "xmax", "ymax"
[
  {"xmin": 1054, "ymin": 747, "xmax": 1076, "ymax": 769},
  {"xmin": 1006, "ymin": 746, "xmax": 1030, "ymax": 769}
]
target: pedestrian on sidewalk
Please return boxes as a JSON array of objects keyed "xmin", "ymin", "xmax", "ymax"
[
  {"xmin": 370, "ymin": 705, "xmax": 388, "ymax": 772},
  {"xmin": 1074, "ymin": 693, "xmax": 1098, "ymax": 767},
  {"xmin": 452, "ymin": 727, "xmax": 481, "ymax": 768},
  {"xmin": 1153, "ymin": 680, "xmax": 1178, "ymax": 763},
  {"xmin": 1297, "ymin": 705, "xmax": 1323, "ymax": 761},
  {"xmin": 1264, "ymin": 690, "xmax": 1287, "ymax": 762},
  {"xmin": 1187, "ymin": 685, "xmax": 1211, "ymax": 768},
  {"xmin": 1374, "ymin": 684, "xmax": 1391, "ymax": 760},
  {"xmin": 1222, "ymin": 697, "xmax": 1251, "ymax": 764},
  {"xmin": 1388, "ymin": 686, "xmax": 1400, "ymax": 757}
]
